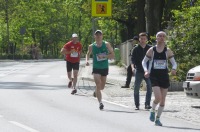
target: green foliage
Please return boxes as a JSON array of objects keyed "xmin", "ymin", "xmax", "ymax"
[
  {"xmin": 112, "ymin": 59, "xmax": 123, "ymax": 67},
  {"xmin": 0, "ymin": 0, "xmax": 93, "ymax": 57},
  {"xmin": 168, "ymin": 5, "xmax": 200, "ymax": 81},
  {"xmin": 0, "ymin": 0, "xmax": 125, "ymax": 58},
  {"xmin": 1, "ymin": 0, "xmax": 199, "ymax": 79},
  {"xmin": 0, "ymin": 53, "xmax": 31, "ymax": 60},
  {"xmin": 116, "ymin": 61, "xmax": 123, "ymax": 67}
]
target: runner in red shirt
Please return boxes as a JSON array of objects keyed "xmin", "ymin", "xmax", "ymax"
[{"xmin": 61, "ymin": 33, "xmax": 82, "ymax": 94}]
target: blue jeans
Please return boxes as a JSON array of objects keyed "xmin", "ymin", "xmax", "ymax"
[{"xmin": 133, "ymin": 70, "xmax": 152, "ymax": 107}]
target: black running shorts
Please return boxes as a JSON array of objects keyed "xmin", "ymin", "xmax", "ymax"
[
  {"xmin": 150, "ymin": 72, "xmax": 170, "ymax": 88},
  {"xmin": 66, "ymin": 61, "xmax": 79, "ymax": 72},
  {"xmin": 92, "ymin": 68, "xmax": 108, "ymax": 76}
]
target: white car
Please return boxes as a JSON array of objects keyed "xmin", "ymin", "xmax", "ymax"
[{"xmin": 183, "ymin": 65, "xmax": 200, "ymax": 98}]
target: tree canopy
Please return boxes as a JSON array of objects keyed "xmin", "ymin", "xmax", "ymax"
[{"xmin": 0, "ymin": 0, "xmax": 200, "ymax": 81}]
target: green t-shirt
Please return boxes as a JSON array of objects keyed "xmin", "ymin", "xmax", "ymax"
[{"xmin": 92, "ymin": 41, "xmax": 109, "ymax": 69}]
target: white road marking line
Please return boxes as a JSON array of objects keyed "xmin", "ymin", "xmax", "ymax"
[
  {"xmin": 9, "ymin": 121, "xmax": 39, "ymax": 132},
  {"xmin": 103, "ymin": 99, "xmax": 130, "ymax": 108},
  {"xmin": 91, "ymin": 96, "xmax": 129, "ymax": 108}
]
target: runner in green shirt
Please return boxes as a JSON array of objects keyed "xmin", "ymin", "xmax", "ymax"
[{"xmin": 86, "ymin": 30, "xmax": 115, "ymax": 110}]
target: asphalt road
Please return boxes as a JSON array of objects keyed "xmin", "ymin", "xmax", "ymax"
[{"xmin": 0, "ymin": 60, "xmax": 200, "ymax": 132}]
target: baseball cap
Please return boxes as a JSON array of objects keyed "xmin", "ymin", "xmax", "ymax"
[
  {"xmin": 133, "ymin": 36, "xmax": 139, "ymax": 41},
  {"xmin": 72, "ymin": 33, "xmax": 78, "ymax": 38},
  {"xmin": 94, "ymin": 30, "xmax": 102, "ymax": 34}
]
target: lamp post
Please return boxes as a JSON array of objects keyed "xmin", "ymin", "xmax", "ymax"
[
  {"xmin": 20, "ymin": 27, "xmax": 26, "ymax": 59},
  {"xmin": 92, "ymin": 17, "xmax": 101, "ymax": 42},
  {"xmin": 5, "ymin": 0, "xmax": 10, "ymax": 55}
]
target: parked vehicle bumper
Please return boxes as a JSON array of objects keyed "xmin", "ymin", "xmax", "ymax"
[{"xmin": 183, "ymin": 81, "xmax": 200, "ymax": 98}]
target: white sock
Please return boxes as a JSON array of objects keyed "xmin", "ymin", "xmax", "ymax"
[
  {"xmin": 152, "ymin": 101, "xmax": 158, "ymax": 111},
  {"xmin": 157, "ymin": 105, "xmax": 164, "ymax": 118}
]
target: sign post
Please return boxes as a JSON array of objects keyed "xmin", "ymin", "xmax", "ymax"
[
  {"xmin": 20, "ymin": 27, "xmax": 26, "ymax": 60},
  {"xmin": 92, "ymin": 0, "xmax": 112, "ymax": 17}
]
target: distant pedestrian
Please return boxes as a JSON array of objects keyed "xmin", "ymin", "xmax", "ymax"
[
  {"xmin": 142, "ymin": 31, "xmax": 177, "ymax": 126},
  {"xmin": 121, "ymin": 36, "xmax": 139, "ymax": 88},
  {"xmin": 60, "ymin": 33, "xmax": 82, "ymax": 95},
  {"xmin": 85, "ymin": 30, "xmax": 115, "ymax": 110},
  {"xmin": 32, "ymin": 44, "xmax": 39, "ymax": 60},
  {"xmin": 131, "ymin": 32, "xmax": 152, "ymax": 110}
]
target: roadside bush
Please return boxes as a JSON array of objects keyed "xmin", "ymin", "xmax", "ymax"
[{"xmin": 168, "ymin": 6, "xmax": 200, "ymax": 81}]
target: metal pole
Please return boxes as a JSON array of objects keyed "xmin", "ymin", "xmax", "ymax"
[
  {"xmin": 22, "ymin": 35, "xmax": 24, "ymax": 60},
  {"xmin": 92, "ymin": 18, "xmax": 95, "ymax": 43},
  {"xmin": 5, "ymin": 0, "xmax": 10, "ymax": 55},
  {"xmin": 12, "ymin": 43, "xmax": 14, "ymax": 60},
  {"xmin": 92, "ymin": 18, "xmax": 101, "ymax": 43}
]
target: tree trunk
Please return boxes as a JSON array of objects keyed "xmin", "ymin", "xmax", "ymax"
[
  {"xmin": 120, "ymin": 25, "xmax": 128, "ymax": 42},
  {"xmin": 136, "ymin": 0, "xmax": 146, "ymax": 34},
  {"xmin": 154, "ymin": 0, "xmax": 165, "ymax": 31},
  {"xmin": 145, "ymin": 0, "xmax": 165, "ymax": 36},
  {"xmin": 126, "ymin": 21, "xmax": 135, "ymax": 39},
  {"xmin": 114, "ymin": 1, "xmax": 137, "ymax": 41},
  {"xmin": 145, "ymin": 0, "xmax": 154, "ymax": 36},
  {"xmin": 118, "ymin": 20, "xmax": 135, "ymax": 41}
]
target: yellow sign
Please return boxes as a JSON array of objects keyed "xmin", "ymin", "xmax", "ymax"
[{"xmin": 92, "ymin": 0, "xmax": 112, "ymax": 17}]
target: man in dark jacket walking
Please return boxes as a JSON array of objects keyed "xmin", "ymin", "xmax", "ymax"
[
  {"xmin": 121, "ymin": 36, "xmax": 139, "ymax": 88},
  {"xmin": 131, "ymin": 32, "xmax": 152, "ymax": 110}
]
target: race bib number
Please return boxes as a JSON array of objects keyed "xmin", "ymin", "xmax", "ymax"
[
  {"xmin": 96, "ymin": 52, "xmax": 107, "ymax": 61},
  {"xmin": 154, "ymin": 60, "xmax": 167, "ymax": 69},
  {"xmin": 70, "ymin": 52, "xmax": 78, "ymax": 57}
]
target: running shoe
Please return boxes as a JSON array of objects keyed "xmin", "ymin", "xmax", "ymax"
[
  {"xmin": 150, "ymin": 110, "xmax": 155, "ymax": 122},
  {"xmin": 68, "ymin": 78, "xmax": 73, "ymax": 88},
  {"xmin": 71, "ymin": 89, "xmax": 77, "ymax": 95},
  {"xmin": 155, "ymin": 118, "xmax": 163, "ymax": 126},
  {"xmin": 145, "ymin": 105, "xmax": 152, "ymax": 110},
  {"xmin": 68, "ymin": 81, "xmax": 72, "ymax": 88},
  {"xmin": 121, "ymin": 85, "xmax": 129, "ymax": 88},
  {"xmin": 99, "ymin": 103, "xmax": 104, "ymax": 110},
  {"xmin": 135, "ymin": 106, "xmax": 139, "ymax": 110}
]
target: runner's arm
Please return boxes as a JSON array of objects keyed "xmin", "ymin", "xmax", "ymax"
[
  {"xmin": 60, "ymin": 48, "xmax": 66, "ymax": 55},
  {"xmin": 86, "ymin": 45, "xmax": 92, "ymax": 65},
  {"xmin": 60, "ymin": 47, "xmax": 72, "ymax": 55},
  {"xmin": 167, "ymin": 48, "xmax": 177, "ymax": 70},
  {"xmin": 142, "ymin": 56, "xmax": 150, "ymax": 72},
  {"xmin": 142, "ymin": 48, "xmax": 153, "ymax": 78},
  {"xmin": 106, "ymin": 42, "xmax": 115, "ymax": 59},
  {"xmin": 142, "ymin": 48, "xmax": 153, "ymax": 72}
]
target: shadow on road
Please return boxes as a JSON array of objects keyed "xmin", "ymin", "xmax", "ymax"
[
  {"xmin": 103, "ymin": 109, "xmax": 136, "ymax": 113},
  {"xmin": 73, "ymin": 93, "xmax": 90, "ymax": 97},
  {"xmin": 163, "ymin": 125, "xmax": 200, "ymax": 131},
  {"xmin": 191, "ymin": 106, "xmax": 200, "ymax": 109},
  {"xmin": 163, "ymin": 110, "xmax": 180, "ymax": 113},
  {"xmin": 0, "ymin": 81, "xmax": 66, "ymax": 90},
  {"xmin": 0, "ymin": 82, "xmax": 97, "ymax": 91},
  {"xmin": 78, "ymin": 86, "xmax": 96, "ymax": 90}
]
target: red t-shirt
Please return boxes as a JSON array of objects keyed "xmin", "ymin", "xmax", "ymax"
[{"xmin": 63, "ymin": 41, "xmax": 82, "ymax": 63}]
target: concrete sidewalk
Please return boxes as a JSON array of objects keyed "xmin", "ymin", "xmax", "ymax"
[{"xmin": 78, "ymin": 60, "xmax": 200, "ymax": 127}]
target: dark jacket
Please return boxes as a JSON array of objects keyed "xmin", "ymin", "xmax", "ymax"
[{"xmin": 131, "ymin": 44, "xmax": 151, "ymax": 72}]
